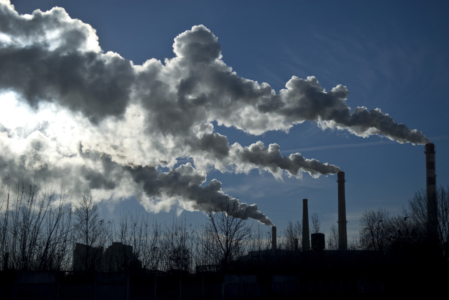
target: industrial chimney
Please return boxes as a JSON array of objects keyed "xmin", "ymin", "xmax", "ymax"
[
  {"xmin": 302, "ymin": 199, "xmax": 310, "ymax": 251},
  {"xmin": 272, "ymin": 226, "xmax": 277, "ymax": 251},
  {"xmin": 337, "ymin": 172, "xmax": 347, "ymax": 251},
  {"xmin": 425, "ymin": 143, "xmax": 438, "ymax": 243}
]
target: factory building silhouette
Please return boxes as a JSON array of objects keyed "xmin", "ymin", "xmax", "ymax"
[{"xmin": 72, "ymin": 242, "xmax": 142, "ymax": 272}]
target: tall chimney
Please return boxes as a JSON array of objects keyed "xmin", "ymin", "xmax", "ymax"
[
  {"xmin": 425, "ymin": 143, "xmax": 438, "ymax": 243},
  {"xmin": 337, "ymin": 171, "xmax": 347, "ymax": 251},
  {"xmin": 302, "ymin": 199, "xmax": 310, "ymax": 251},
  {"xmin": 272, "ymin": 227, "xmax": 277, "ymax": 251}
]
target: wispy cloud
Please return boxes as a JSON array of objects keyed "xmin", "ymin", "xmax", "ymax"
[{"xmin": 282, "ymin": 135, "xmax": 449, "ymax": 154}]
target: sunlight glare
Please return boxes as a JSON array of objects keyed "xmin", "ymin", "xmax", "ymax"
[{"xmin": 0, "ymin": 91, "xmax": 38, "ymax": 130}]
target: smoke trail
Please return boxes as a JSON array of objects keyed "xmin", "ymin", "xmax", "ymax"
[
  {"xmin": 76, "ymin": 145, "xmax": 274, "ymax": 225},
  {"xmin": 0, "ymin": 3, "xmax": 429, "ymax": 147},
  {"xmin": 0, "ymin": 2, "xmax": 428, "ymax": 223},
  {"xmin": 127, "ymin": 164, "xmax": 274, "ymax": 226},
  {"xmin": 230, "ymin": 142, "xmax": 341, "ymax": 178},
  {"xmin": 283, "ymin": 135, "xmax": 449, "ymax": 154},
  {"xmin": 0, "ymin": 134, "xmax": 274, "ymax": 225}
]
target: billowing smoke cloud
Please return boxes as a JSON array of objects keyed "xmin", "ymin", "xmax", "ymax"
[
  {"xmin": 0, "ymin": 132, "xmax": 273, "ymax": 225},
  {"xmin": 230, "ymin": 141, "xmax": 341, "ymax": 179},
  {"xmin": 0, "ymin": 2, "xmax": 428, "ymax": 224},
  {"xmin": 127, "ymin": 164, "xmax": 273, "ymax": 226}
]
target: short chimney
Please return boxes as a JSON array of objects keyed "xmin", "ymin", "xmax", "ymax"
[
  {"xmin": 302, "ymin": 199, "xmax": 310, "ymax": 251},
  {"xmin": 272, "ymin": 227, "xmax": 277, "ymax": 251},
  {"xmin": 337, "ymin": 172, "xmax": 347, "ymax": 251},
  {"xmin": 425, "ymin": 143, "xmax": 438, "ymax": 243}
]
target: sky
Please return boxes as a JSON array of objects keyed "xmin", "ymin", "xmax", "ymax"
[{"xmin": 1, "ymin": 0, "xmax": 448, "ymax": 242}]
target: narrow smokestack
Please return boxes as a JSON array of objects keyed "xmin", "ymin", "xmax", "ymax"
[
  {"xmin": 425, "ymin": 143, "xmax": 438, "ymax": 243},
  {"xmin": 302, "ymin": 199, "xmax": 310, "ymax": 251},
  {"xmin": 337, "ymin": 172, "xmax": 347, "ymax": 251},
  {"xmin": 272, "ymin": 227, "xmax": 277, "ymax": 251}
]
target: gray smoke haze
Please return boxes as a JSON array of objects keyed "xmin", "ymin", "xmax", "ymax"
[
  {"xmin": 0, "ymin": 2, "xmax": 428, "ymax": 224},
  {"xmin": 0, "ymin": 2, "xmax": 429, "ymax": 143},
  {"xmin": 0, "ymin": 136, "xmax": 273, "ymax": 226},
  {"xmin": 231, "ymin": 141, "xmax": 341, "ymax": 178},
  {"xmin": 77, "ymin": 145, "xmax": 273, "ymax": 225},
  {"xmin": 127, "ymin": 164, "xmax": 273, "ymax": 226}
]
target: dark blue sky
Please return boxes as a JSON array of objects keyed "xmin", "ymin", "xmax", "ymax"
[{"xmin": 6, "ymin": 0, "xmax": 449, "ymax": 239}]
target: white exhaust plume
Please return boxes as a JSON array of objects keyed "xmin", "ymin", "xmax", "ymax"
[{"xmin": 0, "ymin": 2, "xmax": 428, "ymax": 223}]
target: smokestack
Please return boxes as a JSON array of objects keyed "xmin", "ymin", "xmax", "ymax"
[
  {"xmin": 272, "ymin": 227, "xmax": 277, "ymax": 251},
  {"xmin": 425, "ymin": 143, "xmax": 438, "ymax": 243},
  {"xmin": 302, "ymin": 199, "xmax": 310, "ymax": 251},
  {"xmin": 337, "ymin": 172, "xmax": 347, "ymax": 251}
]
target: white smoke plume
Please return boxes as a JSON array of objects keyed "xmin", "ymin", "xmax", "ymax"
[{"xmin": 0, "ymin": 2, "xmax": 428, "ymax": 224}]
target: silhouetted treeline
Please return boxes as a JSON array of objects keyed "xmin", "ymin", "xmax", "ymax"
[
  {"xmin": 358, "ymin": 186, "xmax": 449, "ymax": 255},
  {"xmin": 0, "ymin": 182, "xmax": 281, "ymax": 272},
  {"xmin": 1, "ymin": 180, "xmax": 448, "ymax": 273}
]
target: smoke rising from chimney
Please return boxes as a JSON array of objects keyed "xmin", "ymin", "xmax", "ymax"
[{"xmin": 0, "ymin": 2, "xmax": 429, "ymax": 223}]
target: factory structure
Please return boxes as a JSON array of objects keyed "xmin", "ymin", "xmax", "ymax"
[
  {"xmin": 263, "ymin": 142, "xmax": 440, "ymax": 254},
  {"xmin": 69, "ymin": 143, "xmax": 443, "ymax": 283},
  {"xmin": 1, "ymin": 143, "xmax": 445, "ymax": 299},
  {"xmin": 229, "ymin": 143, "xmax": 445, "ymax": 296}
]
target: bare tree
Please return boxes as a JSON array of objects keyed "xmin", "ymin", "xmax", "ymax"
[
  {"xmin": 203, "ymin": 200, "xmax": 252, "ymax": 272},
  {"xmin": 114, "ymin": 211, "xmax": 162, "ymax": 271},
  {"xmin": 245, "ymin": 225, "xmax": 268, "ymax": 260},
  {"xmin": 168, "ymin": 244, "xmax": 191, "ymax": 271},
  {"xmin": 143, "ymin": 221, "xmax": 162, "ymax": 270},
  {"xmin": 116, "ymin": 211, "xmax": 145, "ymax": 267},
  {"xmin": 405, "ymin": 186, "xmax": 449, "ymax": 246},
  {"xmin": 0, "ymin": 180, "xmax": 11, "ymax": 270},
  {"xmin": 311, "ymin": 213, "xmax": 320, "ymax": 234},
  {"xmin": 348, "ymin": 236, "xmax": 360, "ymax": 250},
  {"xmin": 284, "ymin": 220, "xmax": 302, "ymax": 251},
  {"xmin": 159, "ymin": 218, "xmax": 193, "ymax": 272},
  {"xmin": 327, "ymin": 224, "xmax": 338, "ymax": 250},
  {"xmin": 73, "ymin": 193, "xmax": 110, "ymax": 271},
  {"xmin": 406, "ymin": 190, "xmax": 427, "ymax": 232},
  {"xmin": 359, "ymin": 208, "xmax": 392, "ymax": 252},
  {"xmin": 36, "ymin": 193, "xmax": 73, "ymax": 271},
  {"xmin": 11, "ymin": 183, "xmax": 41, "ymax": 270},
  {"xmin": 357, "ymin": 187, "xmax": 449, "ymax": 255},
  {"xmin": 0, "ymin": 181, "xmax": 73, "ymax": 271}
]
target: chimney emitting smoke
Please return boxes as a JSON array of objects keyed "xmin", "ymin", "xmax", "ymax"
[
  {"xmin": 337, "ymin": 171, "xmax": 347, "ymax": 251},
  {"xmin": 272, "ymin": 226, "xmax": 277, "ymax": 251},
  {"xmin": 302, "ymin": 199, "xmax": 310, "ymax": 251},
  {"xmin": 425, "ymin": 143, "xmax": 438, "ymax": 243}
]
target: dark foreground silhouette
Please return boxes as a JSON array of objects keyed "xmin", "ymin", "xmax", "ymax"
[{"xmin": 1, "ymin": 244, "xmax": 447, "ymax": 300}]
